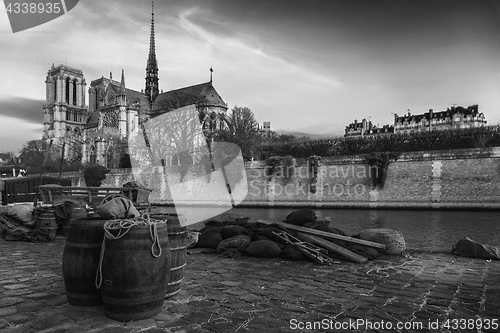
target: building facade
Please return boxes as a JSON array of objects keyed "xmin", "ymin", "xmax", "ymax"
[
  {"xmin": 42, "ymin": 3, "xmax": 228, "ymax": 167},
  {"xmin": 344, "ymin": 118, "xmax": 394, "ymax": 138},
  {"xmin": 345, "ymin": 105, "xmax": 486, "ymax": 138},
  {"xmin": 393, "ymin": 105, "xmax": 486, "ymax": 134}
]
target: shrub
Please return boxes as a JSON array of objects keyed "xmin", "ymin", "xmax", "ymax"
[{"xmin": 83, "ymin": 164, "xmax": 110, "ymax": 187}]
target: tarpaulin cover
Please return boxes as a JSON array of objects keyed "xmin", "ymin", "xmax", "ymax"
[{"xmin": 452, "ymin": 237, "xmax": 500, "ymax": 260}]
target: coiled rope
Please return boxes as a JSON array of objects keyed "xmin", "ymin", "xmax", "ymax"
[{"xmin": 95, "ymin": 214, "xmax": 164, "ymax": 289}]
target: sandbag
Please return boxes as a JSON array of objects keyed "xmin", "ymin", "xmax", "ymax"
[
  {"xmin": 221, "ymin": 225, "xmax": 248, "ymax": 240},
  {"xmin": 253, "ymin": 227, "xmax": 288, "ymax": 245},
  {"xmin": 244, "ymin": 240, "xmax": 282, "ymax": 258},
  {"xmin": 281, "ymin": 244, "xmax": 305, "ymax": 261},
  {"xmin": 5, "ymin": 204, "xmax": 36, "ymax": 225},
  {"xmin": 284, "ymin": 209, "xmax": 316, "ymax": 226},
  {"xmin": 302, "ymin": 222, "xmax": 347, "ymax": 236},
  {"xmin": 353, "ymin": 228, "xmax": 406, "ymax": 255},
  {"xmin": 195, "ymin": 227, "xmax": 223, "ymax": 249},
  {"xmin": 199, "ymin": 224, "xmax": 219, "ymax": 233},
  {"xmin": 217, "ymin": 234, "xmax": 252, "ymax": 253},
  {"xmin": 97, "ymin": 197, "xmax": 140, "ymax": 219},
  {"xmin": 452, "ymin": 237, "xmax": 500, "ymax": 260}
]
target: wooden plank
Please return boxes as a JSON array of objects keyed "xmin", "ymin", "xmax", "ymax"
[
  {"xmin": 296, "ymin": 232, "xmax": 368, "ymax": 264},
  {"xmin": 257, "ymin": 219, "xmax": 385, "ymax": 250}
]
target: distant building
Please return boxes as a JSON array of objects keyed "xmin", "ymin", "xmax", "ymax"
[
  {"xmin": 0, "ymin": 153, "xmax": 13, "ymax": 166},
  {"xmin": 394, "ymin": 105, "xmax": 486, "ymax": 134},
  {"xmin": 344, "ymin": 119, "xmax": 394, "ymax": 138},
  {"xmin": 345, "ymin": 104, "xmax": 486, "ymax": 138},
  {"xmin": 260, "ymin": 121, "xmax": 271, "ymax": 136}
]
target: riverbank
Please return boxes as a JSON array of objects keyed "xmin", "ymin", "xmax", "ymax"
[
  {"xmin": 1, "ymin": 237, "xmax": 499, "ymax": 332},
  {"xmin": 29, "ymin": 147, "xmax": 500, "ymax": 211}
]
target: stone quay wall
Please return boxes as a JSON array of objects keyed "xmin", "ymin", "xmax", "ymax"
[{"xmin": 57, "ymin": 147, "xmax": 500, "ymax": 210}]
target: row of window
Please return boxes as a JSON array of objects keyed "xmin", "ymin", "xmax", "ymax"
[
  {"xmin": 396, "ymin": 118, "xmax": 486, "ymax": 129},
  {"xmin": 65, "ymin": 110, "xmax": 84, "ymax": 123},
  {"xmin": 47, "ymin": 111, "xmax": 84, "ymax": 123},
  {"xmin": 53, "ymin": 77, "xmax": 79, "ymax": 105},
  {"xmin": 395, "ymin": 124, "xmax": 481, "ymax": 133}
]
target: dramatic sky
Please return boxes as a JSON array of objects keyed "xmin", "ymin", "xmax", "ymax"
[{"xmin": 1, "ymin": 0, "xmax": 499, "ymax": 153}]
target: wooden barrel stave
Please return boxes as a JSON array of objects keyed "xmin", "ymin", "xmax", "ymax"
[
  {"xmin": 62, "ymin": 217, "xmax": 107, "ymax": 306},
  {"xmin": 100, "ymin": 222, "xmax": 171, "ymax": 321},
  {"xmin": 150, "ymin": 214, "xmax": 187, "ymax": 298}
]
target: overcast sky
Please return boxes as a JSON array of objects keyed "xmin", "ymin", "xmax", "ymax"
[{"xmin": 1, "ymin": 0, "xmax": 499, "ymax": 153}]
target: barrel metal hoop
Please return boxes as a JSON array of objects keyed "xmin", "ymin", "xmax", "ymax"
[
  {"xmin": 170, "ymin": 246, "xmax": 187, "ymax": 251},
  {"xmin": 167, "ymin": 277, "xmax": 184, "ymax": 287},
  {"xmin": 170, "ymin": 263, "xmax": 187, "ymax": 272}
]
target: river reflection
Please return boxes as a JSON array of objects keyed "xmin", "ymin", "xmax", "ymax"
[{"xmin": 157, "ymin": 206, "xmax": 500, "ymax": 252}]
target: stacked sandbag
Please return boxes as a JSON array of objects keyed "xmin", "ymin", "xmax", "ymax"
[
  {"xmin": 217, "ymin": 234, "xmax": 252, "ymax": 255},
  {"xmin": 194, "ymin": 227, "xmax": 223, "ymax": 249},
  {"xmin": 352, "ymin": 228, "xmax": 406, "ymax": 255},
  {"xmin": 243, "ymin": 240, "xmax": 282, "ymax": 258},
  {"xmin": 193, "ymin": 220, "xmax": 287, "ymax": 259},
  {"xmin": 283, "ymin": 209, "xmax": 317, "ymax": 226}
]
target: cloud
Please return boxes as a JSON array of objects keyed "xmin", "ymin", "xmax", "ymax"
[{"xmin": 0, "ymin": 95, "xmax": 44, "ymax": 124}]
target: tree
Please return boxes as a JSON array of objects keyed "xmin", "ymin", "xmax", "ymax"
[
  {"xmin": 214, "ymin": 106, "xmax": 260, "ymax": 160},
  {"xmin": 226, "ymin": 106, "xmax": 259, "ymax": 138},
  {"xmin": 19, "ymin": 140, "xmax": 47, "ymax": 166}
]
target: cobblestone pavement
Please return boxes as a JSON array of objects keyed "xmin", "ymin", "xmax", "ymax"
[{"xmin": 1, "ymin": 237, "xmax": 499, "ymax": 333}]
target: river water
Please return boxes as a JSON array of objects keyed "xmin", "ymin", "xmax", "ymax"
[{"xmin": 157, "ymin": 207, "xmax": 500, "ymax": 252}]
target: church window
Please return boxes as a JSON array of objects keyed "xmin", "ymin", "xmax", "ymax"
[
  {"xmin": 66, "ymin": 111, "xmax": 71, "ymax": 121},
  {"xmin": 65, "ymin": 77, "xmax": 70, "ymax": 104},
  {"xmin": 73, "ymin": 112, "xmax": 78, "ymax": 122},
  {"xmin": 53, "ymin": 79, "xmax": 57, "ymax": 102},
  {"xmin": 89, "ymin": 145, "xmax": 97, "ymax": 165},
  {"xmin": 73, "ymin": 79, "xmax": 77, "ymax": 105},
  {"xmin": 103, "ymin": 110, "xmax": 119, "ymax": 128}
]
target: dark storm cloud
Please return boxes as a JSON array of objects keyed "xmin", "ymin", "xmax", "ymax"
[{"xmin": 0, "ymin": 96, "xmax": 44, "ymax": 124}]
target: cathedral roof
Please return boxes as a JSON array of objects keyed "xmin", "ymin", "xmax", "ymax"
[{"xmin": 151, "ymin": 81, "xmax": 227, "ymax": 115}]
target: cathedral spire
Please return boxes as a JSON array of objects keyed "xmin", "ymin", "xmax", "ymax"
[
  {"xmin": 120, "ymin": 69, "xmax": 126, "ymax": 93},
  {"xmin": 145, "ymin": 1, "xmax": 159, "ymax": 105}
]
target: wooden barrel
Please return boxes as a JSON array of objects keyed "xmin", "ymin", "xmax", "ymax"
[
  {"xmin": 100, "ymin": 221, "xmax": 171, "ymax": 321},
  {"xmin": 59, "ymin": 205, "xmax": 88, "ymax": 236},
  {"xmin": 151, "ymin": 214, "xmax": 187, "ymax": 298},
  {"xmin": 62, "ymin": 217, "xmax": 107, "ymax": 306},
  {"xmin": 35, "ymin": 209, "xmax": 57, "ymax": 241}
]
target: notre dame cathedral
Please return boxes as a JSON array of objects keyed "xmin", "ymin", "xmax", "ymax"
[{"xmin": 42, "ymin": 3, "xmax": 228, "ymax": 168}]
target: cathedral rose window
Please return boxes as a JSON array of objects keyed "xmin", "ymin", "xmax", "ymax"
[
  {"xmin": 106, "ymin": 91, "xmax": 116, "ymax": 105},
  {"xmin": 103, "ymin": 110, "xmax": 119, "ymax": 129}
]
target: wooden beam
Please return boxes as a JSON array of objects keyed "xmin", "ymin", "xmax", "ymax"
[
  {"xmin": 257, "ymin": 219, "xmax": 385, "ymax": 250},
  {"xmin": 296, "ymin": 232, "xmax": 368, "ymax": 264}
]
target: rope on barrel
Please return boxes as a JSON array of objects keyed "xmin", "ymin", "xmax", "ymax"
[{"xmin": 95, "ymin": 215, "xmax": 165, "ymax": 289}]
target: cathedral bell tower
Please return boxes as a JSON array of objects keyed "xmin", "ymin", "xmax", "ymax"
[
  {"xmin": 145, "ymin": 1, "xmax": 159, "ymax": 106},
  {"xmin": 43, "ymin": 64, "xmax": 87, "ymax": 142}
]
